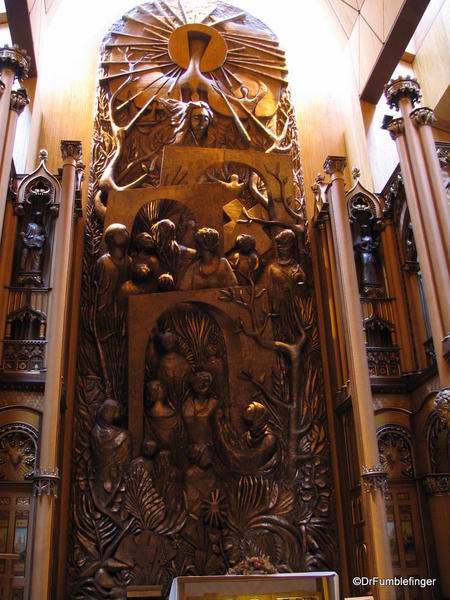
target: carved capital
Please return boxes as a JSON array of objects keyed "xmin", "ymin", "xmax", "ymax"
[
  {"xmin": 422, "ymin": 473, "xmax": 450, "ymax": 496},
  {"xmin": 384, "ymin": 76, "xmax": 422, "ymax": 110},
  {"xmin": 0, "ymin": 45, "xmax": 30, "ymax": 80},
  {"xmin": 323, "ymin": 155, "xmax": 346, "ymax": 175},
  {"xmin": 60, "ymin": 140, "xmax": 82, "ymax": 162},
  {"xmin": 410, "ymin": 107, "xmax": 436, "ymax": 127},
  {"xmin": 361, "ymin": 463, "xmax": 388, "ymax": 492},
  {"xmin": 434, "ymin": 387, "xmax": 450, "ymax": 426},
  {"xmin": 33, "ymin": 467, "xmax": 60, "ymax": 498},
  {"xmin": 386, "ymin": 118, "xmax": 405, "ymax": 140},
  {"xmin": 9, "ymin": 88, "xmax": 29, "ymax": 114}
]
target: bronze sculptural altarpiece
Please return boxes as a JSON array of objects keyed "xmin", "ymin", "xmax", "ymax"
[{"xmin": 69, "ymin": 1, "xmax": 336, "ymax": 597}]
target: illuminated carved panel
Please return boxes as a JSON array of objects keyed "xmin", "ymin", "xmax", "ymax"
[{"xmin": 69, "ymin": 2, "xmax": 334, "ymax": 598}]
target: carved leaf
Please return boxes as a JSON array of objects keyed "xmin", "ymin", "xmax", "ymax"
[{"xmin": 125, "ymin": 464, "xmax": 166, "ymax": 531}]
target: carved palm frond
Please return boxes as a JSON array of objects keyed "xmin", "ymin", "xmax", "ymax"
[{"xmin": 125, "ymin": 464, "xmax": 166, "ymax": 531}]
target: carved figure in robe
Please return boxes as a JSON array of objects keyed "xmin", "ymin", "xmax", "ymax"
[
  {"xmin": 243, "ymin": 401, "xmax": 278, "ymax": 466},
  {"xmin": 181, "ymin": 371, "xmax": 218, "ymax": 469},
  {"xmin": 228, "ymin": 233, "xmax": 261, "ymax": 284},
  {"xmin": 215, "ymin": 401, "xmax": 279, "ymax": 473},
  {"xmin": 353, "ymin": 223, "xmax": 382, "ymax": 291},
  {"xmin": 19, "ymin": 211, "xmax": 46, "ymax": 273},
  {"xmin": 150, "ymin": 219, "xmax": 196, "ymax": 286},
  {"xmin": 265, "ymin": 229, "xmax": 306, "ymax": 335},
  {"xmin": 96, "ymin": 223, "xmax": 131, "ymax": 313},
  {"xmin": 179, "ymin": 227, "xmax": 238, "ymax": 290},
  {"xmin": 155, "ymin": 330, "xmax": 192, "ymax": 407},
  {"xmin": 144, "ymin": 380, "xmax": 178, "ymax": 453},
  {"xmin": 90, "ymin": 399, "xmax": 131, "ymax": 507}
]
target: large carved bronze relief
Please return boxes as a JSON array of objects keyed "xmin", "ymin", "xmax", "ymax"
[{"xmin": 70, "ymin": 2, "xmax": 335, "ymax": 598}]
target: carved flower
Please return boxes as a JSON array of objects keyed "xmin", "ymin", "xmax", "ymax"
[{"xmin": 201, "ymin": 489, "xmax": 227, "ymax": 528}]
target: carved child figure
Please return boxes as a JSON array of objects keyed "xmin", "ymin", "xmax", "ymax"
[
  {"xmin": 229, "ymin": 233, "xmax": 261, "ymax": 284},
  {"xmin": 179, "ymin": 227, "xmax": 238, "ymax": 290}
]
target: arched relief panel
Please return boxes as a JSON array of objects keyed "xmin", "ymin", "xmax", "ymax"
[
  {"xmin": 71, "ymin": 2, "xmax": 334, "ymax": 595},
  {"xmin": 377, "ymin": 424, "xmax": 414, "ymax": 480},
  {"xmin": 0, "ymin": 410, "xmax": 39, "ymax": 483}
]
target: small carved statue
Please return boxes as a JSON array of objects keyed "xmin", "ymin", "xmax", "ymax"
[
  {"xmin": 353, "ymin": 223, "xmax": 382, "ymax": 293},
  {"xmin": 144, "ymin": 379, "xmax": 178, "ymax": 452},
  {"xmin": 19, "ymin": 211, "xmax": 46, "ymax": 275},
  {"xmin": 90, "ymin": 399, "xmax": 131, "ymax": 503},
  {"xmin": 229, "ymin": 233, "xmax": 261, "ymax": 284},
  {"xmin": 179, "ymin": 227, "xmax": 238, "ymax": 290},
  {"xmin": 96, "ymin": 223, "xmax": 131, "ymax": 312},
  {"xmin": 150, "ymin": 218, "xmax": 196, "ymax": 286}
]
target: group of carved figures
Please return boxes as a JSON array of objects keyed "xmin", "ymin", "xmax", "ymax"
[{"xmin": 96, "ymin": 216, "xmax": 306, "ymax": 309}]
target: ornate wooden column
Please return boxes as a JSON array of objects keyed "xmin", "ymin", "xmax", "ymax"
[
  {"xmin": 30, "ymin": 140, "xmax": 82, "ymax": 600},
  {"xmin": 385, "ymin": 77, "xmax": 450, "ymax": 387},
  {"xmin": 324, "ymin": 156, "xmax": 394, "ymax": 600},
  {"xmin": 0, "ymin": 46, "xmax": 29, "ymax": 242}
]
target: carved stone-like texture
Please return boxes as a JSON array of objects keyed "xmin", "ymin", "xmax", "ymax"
[{"xmin": 69, "ymin": 2, "xmax": 335, "ymax": 598}]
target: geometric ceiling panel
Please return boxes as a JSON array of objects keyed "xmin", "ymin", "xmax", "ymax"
[
  {"xmin": 383, "ymin": 0, "xmax": 406, "ymax": 40},
  {"xmin": 359, "ymin": 14, "xmax": 383, "ymax": 92},
  {"xmin": 361, "ymin": 0, "xmax": 384, "ymax": 42},
  {"xmin": 349, "ymin": 16, "xmax": 361, "ymax": 89},
  {"xmin": 328, "ymin": 0, "xmax": 359, "ymax": 39}
]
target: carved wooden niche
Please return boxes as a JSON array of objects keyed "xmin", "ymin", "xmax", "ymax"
[
  {"xmin": 70, "ymin": 2, "xmax": 335, "ymax": 597},
  {"xmin": 1, "ymin": 152, "xmax": 60, "ymax": 381}
]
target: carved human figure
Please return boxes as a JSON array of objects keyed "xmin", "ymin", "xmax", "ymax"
[
  {"xmin": 118, "ymin": 232, "xmax": 158, "ymax": 302},
  {"xmin": 91, "ymin": 399, "xmax": 131, "ymax": 500},
  {"xmin": 353, "ymin": 223, "xmax": 382, "ymax": 291},
  {"xmin": 144, "ymin": 380, "xmax": 178, "ymax": 452},
  {"xmin": 19, "ymin": 211, "xmax": 46, "ymax": 273},
  {"xmin": 150, "ymin": 219, "xmax": 196, "ymax": 286},
  {"xmin": 243, "ymin": 401, "xmax": 278, "ymax": 465},
  {"xmin": 155, "ymin": 330, "xmax": 192, "ymax": 406},
  {"xmin": 266, "ymin": 229, "xmax": 306, "ymax": 303},
  {"xmin": 181, "ymin": 370, "xmax": 218, "ymax": 469},
  {"xmin": 229, "ymin": 233, "xmax": 261, "ymax": 284},
  {"xmin": 179, "ymin": 227, "xmax": 238, "ymax": 290},
  {"xmin": 96, "ymin": 223, "xmax": 131, "ymax": 312}
]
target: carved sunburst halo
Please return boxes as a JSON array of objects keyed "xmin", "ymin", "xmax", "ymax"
[{"xmin": 100, "ymin": 0, "xmax": 290, "ymax": 152}]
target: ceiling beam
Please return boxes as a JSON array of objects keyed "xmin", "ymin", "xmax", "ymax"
[
  {"xmin": 361, "ymin": 0, "xmax": 430, "ymax": 104},
  {"xmin": 5, "ymin": 0, "xmax": 37, "ymax": 78}
]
